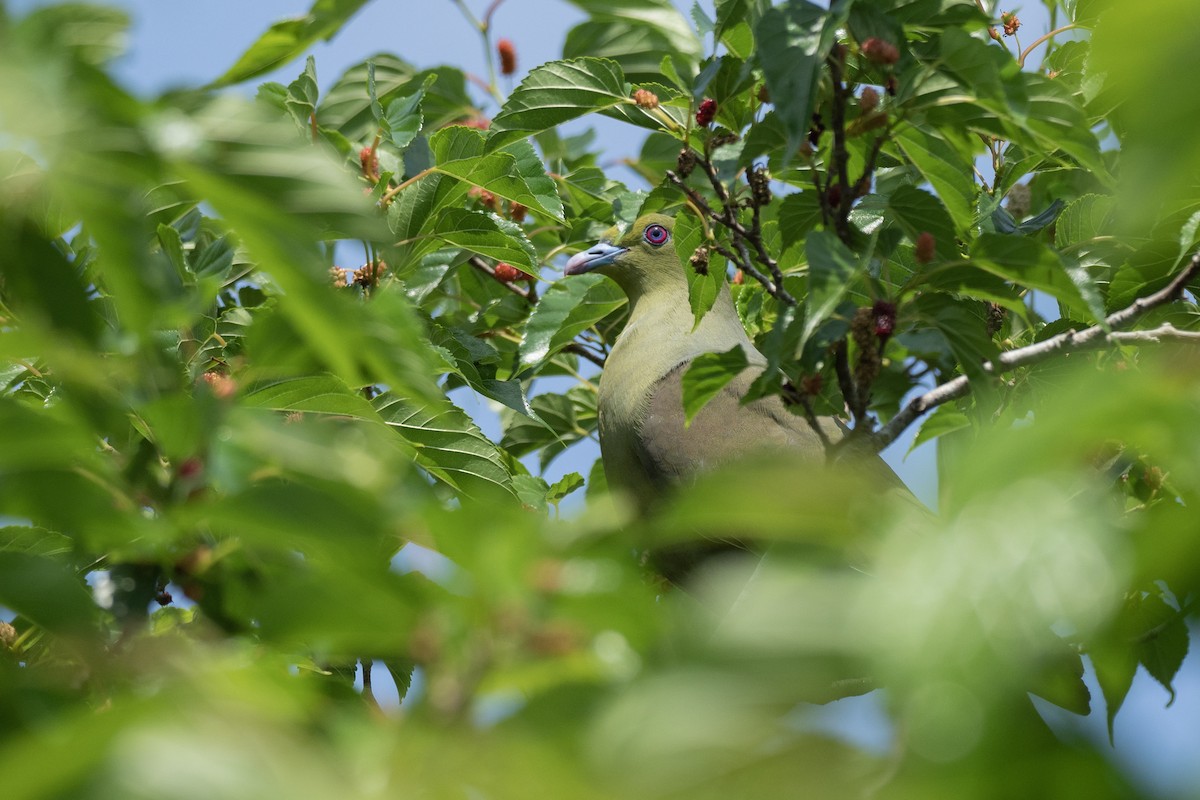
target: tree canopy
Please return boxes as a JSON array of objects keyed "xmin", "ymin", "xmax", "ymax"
[{"xmin": 1, "ymin": 0, "xmax": 1199, "ymax": 797}]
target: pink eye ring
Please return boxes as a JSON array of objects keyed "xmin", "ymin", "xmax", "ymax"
[{"xmin": 643, "ymin": 224, "xmax": 670, "ymax": 246}]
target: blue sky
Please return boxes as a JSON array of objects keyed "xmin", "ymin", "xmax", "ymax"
[{"xmin": 7, "ymin": 0, "xmax": 1199, "ymax": 794}]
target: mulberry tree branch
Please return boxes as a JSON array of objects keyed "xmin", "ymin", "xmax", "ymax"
[
  {"xmin": 666, "ymin": 167, "xmax": 797, "ymax": 305},
  {"xmin": 871, "ymin": 252, "xmax": 1200, "ymax": 451}
]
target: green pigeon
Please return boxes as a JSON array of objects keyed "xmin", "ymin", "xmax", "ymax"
[{"xmin": 564, "ymin": 214, "xmax": 844, "ymax": 504}]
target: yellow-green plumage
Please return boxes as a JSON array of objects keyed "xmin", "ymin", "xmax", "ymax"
[{"xmin": 565, "ymin": 214, "xmax": 838, "ymax": 512}]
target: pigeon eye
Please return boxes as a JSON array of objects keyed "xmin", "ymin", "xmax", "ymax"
[{"xmin": 643, "ymin": 224, "xmax": 670, "ymax": 246}]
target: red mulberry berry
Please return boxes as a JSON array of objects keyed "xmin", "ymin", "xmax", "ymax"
[
  {"xmin": 494, "ymin": 262, "xmax": 523, "ymax": 283},
  {"xmin": 861, "ymin": 37, "xmax": 899, "ymax": 65},
  {"xmin": 914, "ymin": 231, "xmax": 936, "ymax": 264},
  {"xmin": 497, "ymin": 38, "xmax": 517, "ymax": 75}
]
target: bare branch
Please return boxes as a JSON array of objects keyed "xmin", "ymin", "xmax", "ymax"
[
  {"xmin": 825, "ymin": 52, "xmax": 854, "ymax": 244},
  {"xmin": 871, "ymin": 252, "xmax": 1200, "ymax": 451},
  {"xmin": 564, "ymin": 342, "xmax": 606, "ymax": 369}
]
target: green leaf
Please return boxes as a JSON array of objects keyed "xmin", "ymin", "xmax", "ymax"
[
  {"xmin": 501, "ymin": 388, "xmax": 598, "ymax": 472},
  {"xmin": 888, "ymin": 185, "xmax": 958, "ymax": 263},
  {"xmin": 381, "ymin": 77, "xmax": 433, "ymax": 152},
  {"xmin": 919, "ymin": 265, "xmax": 1023, "ymax": 312},
  {"xmin": 285, "ymin": 55, "xmax": 319, "ymax": 133},
  {"xmin": 674, "ymin": 210, "xmax": 724, "ymax": 328},
  {"xmin": 1055, "ymin": 195, "xmax": 1116, "ymax": 250},
  {"xmin": 970, "ymin": 233, "xmax": 1105, "ymax": 321},
  {"xmin": 547, "ymin": 472, "xmax": 586, "ymax": 505},
  {"xmin": 374, "ymin": 393, "xmax": 514, "ymax": 496},
  {"xmin": 431, "ymin": 322, "xmax": 536, "ymax": 418},
  {"xmin": 320, "ymin": 57, "xmax": 473, "ymax": 141},
  {"xmin": 433, "ymin": 128, "xmax": 565, "ymax": 221},
  {"xmin": 243, "ymin": 375, "xmax": 382, "ymax": 422},
  {"xmin": 518, "ymin": 274, "xmax": 626, "ymax": 374},
  {"xmin": 909, "ymin": 404, "xmax": 972, "ymax": 455},
  {"xmin": 0, "ymin": 552, "xmax": 98, "ymax": 636},
  {"xmin": 1092, "ymin": 635, "xmax": 1138, "ymax": 744},
  {"xmin": 912, "ymin": 293, "xmax": 1000, "ymax": 381},
  {"xmin": 432, "ymin": 209, "xmax": 539, "ymax": 271},
  {"xmin": 1, "ymin": 223, "xmax": 102, "ymax": 343},
  {"xmin": 0, "ymin": 526, "xmax": 74, "ymax": 558},
  {"xmin": 755, "ymin": 1, "xmax": 846, "ymax": 160},
  {"xmin": 563, "ymin": 0, "xmax": 702, "ymax": 83},
  {"xmin": 802, "ymin": 230, "xmax": 860, "ymax": 353},
  {"xmin": 488, "ymin": 58, "xmax": 631, "ymax": 150},
  {"xmin": 1135, "ymin": 594, "xmax": 1190, "ymax": 705},
  {"xmin": 681, "ymin": 346, "xmax": 749, "ymax": 426},
  {"xmin": 893, "ymin": 126, "xmax": 977, "ymax": 234},
  {"xmin": 211, "ymin": 0, "xmax": 371, "ymax": 87},
  {"xmin": 778, "ymin": 191, "xmax": 823, "ymax": 253}
]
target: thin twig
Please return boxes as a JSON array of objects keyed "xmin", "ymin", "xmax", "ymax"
[
  {"xmin": 855, "ymin": 133, "xmax": 889, "ymax": 195},
  {"xmin": 832, "ymin": 340, "xmax": 861, "ymax": 426},
  {"xmin": 468, "ymin": 255, "xmax": 537, "ymax": 303},
  {"xmin": 872, "ymin": 252, "xmax": 1200, "ymax": 451},
  {"xmin": 783, "ymin": 382, "xmax": 834, "ymax": 449},
  {"xmin": 380, "ymin": 167, "xmax": 437, "ymax": 206},
  {"xmin": 666, "ymin": 169, "xmax": 797, "ymax": 305}
]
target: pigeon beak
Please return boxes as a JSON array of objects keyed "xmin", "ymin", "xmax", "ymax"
[{"xmin": 564, "ymin": 242, "xmax": 628, "ymax": 275}]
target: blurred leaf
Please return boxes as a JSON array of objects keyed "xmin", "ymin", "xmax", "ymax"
[
  {"xmin": 909, "ymin": 404, "xmax": 971, "ymax": 455},
  {"xmin": 1134, "ymin": 593, "xmax": 1190, "ymax": 705},
  {"xmin": 1092, "ymin": 625, "xmax": 1139, "ymax": 743},
  {"xmin": 211, "ymin": 0, "xmax": 371, "ymax": 87},
  {"xmin": 14, "ymin": 3, "xmax": 131, "ymax": 64},
  {"xmin": 0, "ymin": 222, "xmax": 101, "ymax": 343},
  {"xmin": 0, "ymin": 552, "xmax": 97, "ymax": 636}
]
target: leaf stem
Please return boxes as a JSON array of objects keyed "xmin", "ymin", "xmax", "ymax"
[
  {"xmin": 1018, "ymin": 24, "xmax": 1079, "ymax": 68},
  {"xmin": 380, "ymin": 167, "xmax": 438, "ymax": 206}
]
